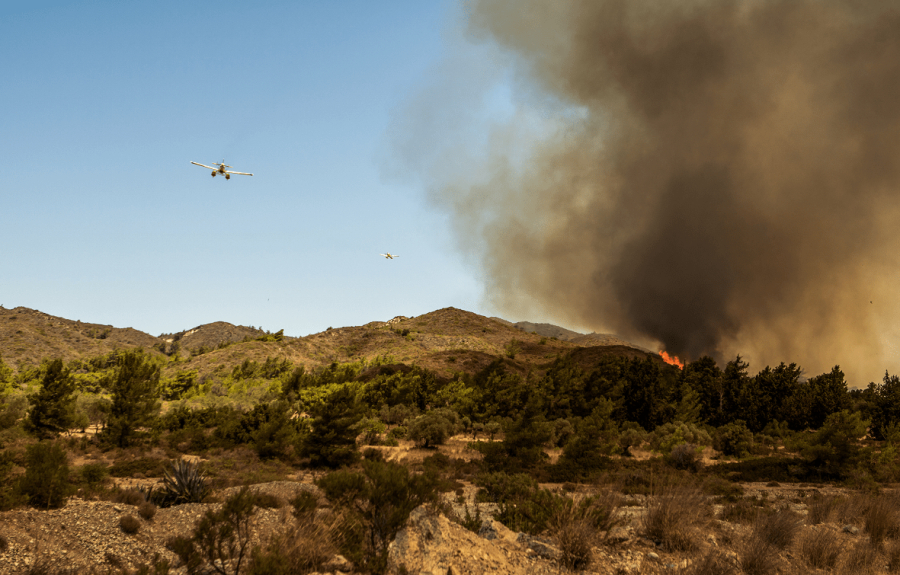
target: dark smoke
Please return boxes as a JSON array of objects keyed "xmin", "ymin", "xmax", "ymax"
[{"xmin": 399, "ymin": 0, "xmax": 900, "ymax": 384}]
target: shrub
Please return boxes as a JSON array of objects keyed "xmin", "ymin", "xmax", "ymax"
[
  {"xmin": 108, "ymin": 457, "xmax": 167, "ymax": 478},
  {"xmin": 843, "ymin": 540, "xmax": 879, "ymax": 574},
  {"xmin": 642, "ymin": 484, "xmax": 706, "ymax": 552},
  {"xmin": 650, "ymin": 422, "xmax": 711, "ymax": 454},
  {"xmin": 738, "ymin": 535, "xmax": 778, "ymax": 575},
  {"xmin": 887, "ymin": 540, "xmax": 900, "ymax": 573},
  {"xmin": 290, "ymin": 490, "xmax": 318, "ymax": 520},
  {"xmin": 753, "ymin": 508, "xmax": 802, "ymax": 550},
  {"xmin": 158, "ymin": 459, "xmax": 209, "ymax": 507},
  {"xmin": 407, "ymin": 411, "xmax": 455, "ymax": 448},
  {"xmin": 138, "ymin": 501, "xmax": 157, "ymax": 521},
  {"xmin": 863, "ymin": 493, "xmax": 900, "ymax": 547},
  {"xmin": 167, "ymin": 487, "xmax": 256, "ymax": 575},
  {"xmin": 79, "ymin": 463, "xmax": 108, "ymax": 485},
  {"xmin": 318, "ymin": 460, "xmax": 439, "ymax": 573},
  {"xmin": 808, "ymin": 494, "xmax": 840, "ymax": 524},
  {"xmin": 247, "ymin": 513, "xmax": 336, "ymax": 575},
  {"xmin": 720, "ymin": 498, "xmax": 764, "ymax": 525},
  {"xmin": 665, "ymin": 443, "xmax": 702, "ymax": 472},
  {"xmin": 0, "ymin": 534, "xmax": 7, "ymax": 553},
  {"xmin": 553, "ymin": 492, "xmax": 623, "ymax": 571},
  {"xmin": 799, "ymin": 527, "xmax": 841, "ymax": 570},
  {"xmin": 20, "ymin": 442, "xmax": 71, "ymax": 509},
  {"xmin": 115, "ymin": 489, "xmax": 146, "ymax": 507},
  {"xmin": 714, "ymin": 421, "xmax": 754, "ymax": 457},
  {"xmin": 119, "ymin": 514, "xmax": 141, "ymax": 534},
  {"xmin": 701, "ymin": 476, "xmax": 743, "ymax": 502}
]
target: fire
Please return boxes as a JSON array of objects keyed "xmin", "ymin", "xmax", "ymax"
[{"xmin": 659, "ymin": 350, "xmax": 684, "ymax": 369}]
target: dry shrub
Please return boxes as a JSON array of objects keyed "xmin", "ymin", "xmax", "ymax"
[
  {"xmin": 251, "ymin": 491, "xmax": 285, "ymax": 509},
  {"xmin": 843, "ymin": 540, "xmax": 879, "ymax": 574},
  {"xmin": 138, "ymin": 500, "xmax": 157, "ymax": 521},
  {"xmin": 738, "ymin": 535, "xmax": 778, "ymax": 575},
  {"xmin": 247, "ymin": 511, "xmax": 339, "ymax": 575},
  {"xmin": 0, "ymin": 534, "xmax": 7, "ymax": 553},
  {"xmin": 642, "ymin": 484, "xmax": 707, "ymax": 552},
  {"xmin": 685, "ymin": 549, "xmax": 737, "ymax": 575},
  {"xmin": 864, "ymin": 493, "xmax": 900, "ymax": 547},
  {"xmin": 798, "ymin": 527, "xmax": 842, "ymax": 570},
  {"xmin": 119, "ymin": 514, "xmax": 141, "ymax": 534},
  {"xmin": 834, "ymin": 494, "xmax": 868, "ymax": 525},
  {"xmin": 114, "ymin": 488, "xmax": 146, "ymax": 507},
  {"xmin": 719, "ymin": 498, "xmax": 763, "ymax": 525},
  {"xmin": 807, "ymin": 494, "xmax": 840, "ymax": 525},
  {"xmin": 754, "ymin": 507, "xmax": 803, "ymax": 550}
]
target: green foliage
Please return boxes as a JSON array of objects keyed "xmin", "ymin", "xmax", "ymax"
[
  {"xmin": 25, "ymin": 359, "xmax": 77, "ymax": 438},
  {"xmin": 300, "ymin": 385, "xmax": 364, "ymax": 468},
  {"xmin": 557, "ymin": 403, "xmax": 619, "ymax": 478},
  {"xmin": 0, "ymin": 451, "xmax": 25, "ymax": 511},
  {"xmin": 0, "ymin": 393, "xmax": 28, "ymax": 430},
  {"xmin": 160, "ymin": 370, "xmax": 198, "ymax": 401},
  {"xmin": 318, "ymin": 460, "xmax": 439, "ymax": 573},
  {"xmin": 20, "ymin": 441, "xmax": 72, "ymax": 509},
  {"xmin": 158, "ymin": 459, "xmax": 209, "ymax": 507},
  {"xmin": 0, "ymin": 353, "xmax": 13, "ymax": 392},
  {"xmin": 256, "ymin": 329, "xmax": 285, "ymax": 342},
  {"xmin": 715, "ymin": 420, "xmax": 754, "ymax": 457},
  {"xmin": 475, "ymin": 472, "xmax": 566, "ymax": 535},
  {"xmin": 871, "ymin": 371, "xmax": 900, "ymax": 440},
  {"xmin": 407, "ymin": 409, "xmax": 457, "ymax": 448},
  {"xmin": 167, "ymin": 487, "xmax": 256, "ymax": 575},
  {"xmin": 797, "ymin": 409, "xmax": 869, "ymax": 477},
  {"xmin": 505, "ymin": 339, "xmax": 522, "ymax": 359},
  {"xmin": 104, "ymin": 349, "xmax": 162, "ymax": 447},
  {"xmin": 80, "ymin": 462, "xmax": 109, "ymax": 485},
  {"xmin": 650, "ymin": 421, "xmax": 712, "ymax": 454}
]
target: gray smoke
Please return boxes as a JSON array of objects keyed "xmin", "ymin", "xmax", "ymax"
[{"xmin": 394, "ymin": 0, "xmax": 900, "ymax": 384}]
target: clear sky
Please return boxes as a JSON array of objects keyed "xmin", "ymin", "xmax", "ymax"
[{"xmin": 0, "ymin": 0, "xmax": 503, "ymax": 337}]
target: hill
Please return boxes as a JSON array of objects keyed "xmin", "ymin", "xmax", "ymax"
[{"xmin": 0, "ymin": 305, "xmax": 660, "ymax": 380}]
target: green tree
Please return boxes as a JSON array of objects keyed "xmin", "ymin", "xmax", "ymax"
[
  {"xmin": 683, "ymin": 356, "xmax": 724, "ymax": 425},
  {"xmin": 25, "ymin": 359, "xmax": 76, "ymax": 438},
  {"xmin": 20, "ymin": 441, "xmax": 72, "ymax": 509},
  {"xmin": 0, "ymin": 353, "xmax": 13, "ymax": 392},
  {"xmin": 407, "ymin": 410, "xmax": 456, "ymax": 448},
  {"xmin": 104, "ymin": 349, "xmax": 161, "ymax": 447},
  {"xmin": 318, "ymin": 460, "xmax": 438, "ymax": 573},
  {"xmin": 870, "ymin": 372, "xmax": 900, "ymax": 440},
  {"xmin": 300, "ymin": 386, "xmax": 364, "ymax": 468},
  {"xmin": 799, "ymin": 409, "xmax": 869, "ymax": 477}
]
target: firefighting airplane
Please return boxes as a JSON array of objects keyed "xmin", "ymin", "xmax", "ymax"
[
  {"xmin": 380, "ymin": 253, "xmax": 399, "ymax": 259},
  {"xmin": 191, "ymin": 160, "xmax": 253, "ymax": 179}
]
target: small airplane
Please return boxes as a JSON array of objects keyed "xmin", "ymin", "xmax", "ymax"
[
  {"xmin": 191, "ymin": 160, "xmax": 253, "ymax": 179},
  {"xmin": 380, "ymin": 253, "xmax": 399, "ymax": 259}
]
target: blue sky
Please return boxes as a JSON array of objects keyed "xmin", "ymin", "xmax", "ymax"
[{"xmin": 0, "ymin": 0, "xmax": 513, "ymax": 337}]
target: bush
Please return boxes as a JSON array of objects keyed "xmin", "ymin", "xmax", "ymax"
[
  {"xmin": 407, "ymin": 411, "xmax": 455, "ymax": 448},
  {"xmin": 714, "ymin": 421, "xmax": 754, "ymax": 457},
  {"xmin": 753, "ymin": 508, "xmax": 802, "ymax": 550},
  {"xmin": 115, "ymin": 489, "xmax": 146, "ymax": 507},
  {"xmin": 290, "ymin": 490, "xmax": 318, "ymax": 519},
  {"xmin": 167, "ymin": 487, "xmax": 256, "ymax": 575},
  {"xmin": 863, "ymin": 494, "xmax": 900, "ymax": 547},
  {"xmin": 79, "ymin": 463, "xmax": 108, "ymax": 485},
  {"xmin": 650, "ymin": 422, "xmax": 711, "ymax": 454},
  {"xmin": 642, "ymin": 484, "xmax": 707, "ymax": 552},
  {"xmin": 808, "ymin": 494, "xmax": 840, "ymax": 524},
  {"xmin": 318, "ymin": 460, "xmax": 439, "ymax": 574},
  {"xmin": 799, "ymin": 528, "xmax": 842, "ymax": 570},
  {"xmin": 738, "ymin": 535, "xmax": 778, "ymax": 575},
  {"xmin": 252, "ymin": 492, "xmax": 285, "ymax": 509},
  {"xmin": 475, "ymin": 472, "xmax": 568, "ymax": 535},
  {"xmin": 720, "ymin": 498, "xmax": 764, "ymax": 525},
  {"xmin": 553, "ymin": 491, "xmax": 623, "ymax": 570},
  {"xmin": 20, "ymin": 442, "xmax": 71, "ymax": 509},
  {"xmin": 157, "ymin": 459, "xmax": 209, "ymax": 507},
  {"xmin": 665, "ymin": 443, "xmax": 702, "ymax": 472},
  {"xmin": 138, "ymin": 501, "xmax": 157, "ymax": 521},
  {"xmin": 119, "ymin": 514, "xmax": 141, "ymax": 534},
  {"xmin": 843, "ymin": 540, "xmax": 879, "ymax": 574},
  {"xmin": 686, "ymin": 549, "xmax": 737, "ymax": 575}
]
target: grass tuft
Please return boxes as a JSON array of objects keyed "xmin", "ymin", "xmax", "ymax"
[
  {"xmin": 798, "ymin": 527, "xmax": 842, "ymax": 570},
  {"xmin": 642, "ymin": 484, "xmax": 707, "ymax": 552}
]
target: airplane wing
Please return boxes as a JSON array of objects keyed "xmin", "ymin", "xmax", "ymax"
[
  {"xmin": 191, "ymin": 162, "xmax": 216, "ymax": 170},
  {"xmin": 224, "ymin": 170, "xmax": 253, "ymax": 176}
]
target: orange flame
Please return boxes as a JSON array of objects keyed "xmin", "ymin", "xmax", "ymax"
[{"xmin": 659, "ymin": 350, "xmax": 684, "ymax": 369}]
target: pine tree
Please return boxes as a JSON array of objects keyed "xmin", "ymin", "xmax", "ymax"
[
  {"xmin": 25, "ymin": 359, "xmax": 76, "ymax": 438},
  {"xmin": 300, "ymin": 386, "xmax": 364, "ymax": 468},
  {"xmin": 104, "ymin": 349, "xmax": 161, "ymax": 447}
]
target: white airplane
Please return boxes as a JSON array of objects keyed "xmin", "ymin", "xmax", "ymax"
[
  {"xmin": 191, "ymin": 160, "xmax": 253, "ymax": 179},
  {"xmin": 380, "ymin": 253, "xmax": 399, "ymax": 259}
]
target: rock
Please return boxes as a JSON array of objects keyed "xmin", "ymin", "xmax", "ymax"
[
  {"xmin": 478, "ymin": 519, "xmax": 516, "ymax": 543},
  {"xmin": 647, "ymin": 552, "xmax": 660, "ymax": 560},
  {"xmin": 607, "ymin": 526, "xmax": 630, "ymax": 544},
  {"xmin": 515, "ymin": 533, "xmax": 559, "ymax": 560},
  {"xmin": 843, "ymin": 525, "xmax": 860, "ymax": 535},
  {"xmin": 324, "ymin": 554, "xmax": 352, "ymax": 572}
]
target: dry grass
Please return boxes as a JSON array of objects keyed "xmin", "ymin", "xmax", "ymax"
[
  {"xmin": 552, "ymin": 492, "xmax": 621, "ymax": 571},
  {"xmin": 798, "ymin": 527, "xmax": 842, "ymax": 570},
  {"xmin": 719, "ymin": 497, "xmax": 764, "ymax": 525},
  {"xmin": 642, "ymin": 484, "xmax": 708, "ymax": 552},
  {"xmin": 754, "ymin": 507, "xmax": 803, "ymax": 550},
  {"xmin": 137, "ymin": 500, "xmax": 157, "ymax": 521},
  {"xmin": 738, "ymin": 535, "xmax": 779, "ymax": 575},
  {"xmin": 887, "ymin": 540, "xmax": 900, "ymax": 572},
  {"xmin": 118, "ymin": 514, "xmax": 141, "ymax": 534},
  {"xmin": 842, "ymin": 540, "xmax": 879, "ymax": 574},
  {"xmin": 807, "ymin": 494, "xmax": 840, "ymax": 525},
  {"xmin": 863, "ymin": 492, "xmax": 900, "ymax": 547},
  {"xmin": 248, "ymin": 513, "xmax": 339, "ymax": 574}
]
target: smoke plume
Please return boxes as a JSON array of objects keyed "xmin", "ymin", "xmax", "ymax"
[{"xmin": 397, "ymin": 0, "xmax": 900, "ymax": 384}]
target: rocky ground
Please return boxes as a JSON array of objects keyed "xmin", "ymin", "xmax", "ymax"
[{"xmin": 0, "ymin": 478, "xmax": 888, "ymax": 575}]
